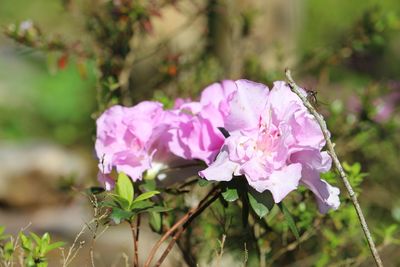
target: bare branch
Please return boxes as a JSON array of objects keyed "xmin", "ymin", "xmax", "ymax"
[{"xmin": 285, "ymin": 69, "xmax": 383, "ymax": 267}]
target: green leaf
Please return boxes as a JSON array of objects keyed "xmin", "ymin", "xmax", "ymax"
[
  {"xmin": 141, "ymin": 178, "xmax": 157, "ymax": 191},
  {"xmin": 39, "ymin": 233, "xmax": 51, "ymax": 256},
  {"xmin": 198, "ymin": 179, "xmax": 211, "ymax": 187},
  {"xmin": 30, "ymin": 232, "xmax": 42, "ymax": 245},
  {"xmin": 222, "ymin": 188, "xmax": 239, "ymax": 202},
  {"xmin": 279, "ymin": 203, "xmax": 300, "ymax": 240},
  {"xmin": 115, "ymin": 173, "xmax": 134, "ymax": 208},
  {"xmin": 249, "ymin": 188, "xmax": 274, "ymax": 210},
  {"xmin": 20, "ymin": 232, "xmax": 32, "ymax": 251},
  {"xmin": 130, "ymin": 200, "xmax": 154, "ymax": 211},
  {"xmin": 248, "ymin": 193, "xmax": 269, "ymax": 218},
  {"xmin": 110, "ymin": 208, "xmax": 134, "ymax": 224},
  {"xmin": 133, "ymin": 191, "xmax": 160, "ymax": 203},
  {"xmin": 41, "ymin": 233, "xmax": 50, "ymax": 244},
  {"xmin": 0, "ymin": 234, "xmax": 10, "ymax": 241},
  {"xmin": 149, "ymin": 212, "xmax": 162, "ymax": 233},
  {"xmin": 98, "ymin": 200, "xmax": 118, "ymax": 208},
  {"xmin": 110, "ymin": 194, "xmax": 131, "ymax": 210},
  {"xmin": 4, "ymin": 241, "xmax": 14, "ymax": 259},
  {"xmin": 45, "ymin": 241, "xmax": 65, "ymax": 253},
  {"xmin": 144, "ymin": 206, "xmax": 172, "ymax": 213},
  {"xmin": 0, "ymin": 226, "xmax": 10, "ymax": 241}
]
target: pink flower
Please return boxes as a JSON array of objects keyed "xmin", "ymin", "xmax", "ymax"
[
  {"xmin": 200, "ymin": 80, "xmax": 340, "ymax": 213},
  {"xmin": 167, "ymin": 80, "xmax": 236, "ymax": 164},
  {"xmin": 373, "ymin": 92, "xmax": 400, "ymax": 123},
  {"xmin": 95, "ymin": 101, "xmax": 170, "ymax": 185}
]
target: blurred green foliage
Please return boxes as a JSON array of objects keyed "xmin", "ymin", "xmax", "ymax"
[{"xmin": 0, "ymin": 226, "xmax": 64, "ymax": 267}]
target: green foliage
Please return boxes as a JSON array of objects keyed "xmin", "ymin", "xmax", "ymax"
[
  {"xmin": 0, "ymin": 226, "xmax": 64, "ymax": 267},
  {"xmin": 343, "ymin": 162, "xmax": 368, "ymax": 191},
  {"xmin": 222, "ymin": 188, "xmax": 239, "ymax": 202},
  {"xmin": 247, "ymin": 189, "xmax": 274, "ymax": 219},
  {"xmin": 278, "ymin": 203, "xmax": 300, "ymax": 241},
  {"xmin": 102, "ymin": 172, "xmax": 170, "ymax": 225},
  {"xmin": 115, "ymin": 172, "xmax": 134, "ymax": 209}
]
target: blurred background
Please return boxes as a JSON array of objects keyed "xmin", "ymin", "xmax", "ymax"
[{"xmin": 0, "ymin": 0, "xmax": 399, "ymax": 266}]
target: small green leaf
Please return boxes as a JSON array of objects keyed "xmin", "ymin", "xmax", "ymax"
[
  {"xmin": 111, "ymin": 194, "xmax": 131, "ymax": 210},
  {"xmin": 248, "ymin": 193, "xmax": 269, "ymax": 218},
  {"xmin": 0, "ymin": 226, "xmax": 10, "ymax": 241},
  {"xmin": 45, "ymin": 241, "xmax": 65, "ymax": 253},
  {"xmin": 0, "ymin": 234, "xmax": 10, "ymax": 241},
  {"xmin": 141, "ymin": 178, "xmax": 157, "ymax": 191},
  {"xmin": 198, "ymin": 179, "xmax": 211, "ymax": 187},
  {"xmin": 279, "ymin": 203, "xmax": 300, "ymax": 240},
  {"xmin": 249, "ymin": 188, "xmax": 274, "ymax": 210},
  {"xmin": 222, "ymin": 188, "xmax": 239, "ymax": 202},
  {"xmin": 41, "ymin": 233, "xmax": 50, "ymax": 244},
  {"xmin": 133, "ymin": 191, "xmax": 160, "ymax": 203},
  {"xmin": 130, "ymin": 200, "xmax": 154, "ymax": 211},
  {"xmin": 149, "ymin": 212, "xmax": 162, "ymax": 233},
  {"xmin": 98, "ymin": 200, "xmax": 117, "ymax": 208},
  {"xmin": 144, "ymin": 206, "xmax": 172, "ymax": 213},
  {"xmin": 30, "ymin": 232, "xmax": 42, "ymax": 245},
  {"xmin": 0, "ymin": 226, "xmax": 5, "ymax": 235},
  {"xmin": 4, "ymin": 241, "xmax": 14, "ymax": 259},
  {"xmin": 39, "ymin": 233, "xmax": 51, "ymax": 256},
  {"xmin": 20, "ymin": 232, "xmax": 32, "ymax": 251},
  {"xmin": 115, "ymin": 173, "xmax": 134, "ymax": 208},
  {"xmin": 110, "ymin": 208, "xmax": 134, "ymax": 224}
]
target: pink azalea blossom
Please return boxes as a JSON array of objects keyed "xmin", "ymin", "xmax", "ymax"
[
  {"xmin": 167, "ymin": 80, "xmax": 237, "ymax": 164},
  {"xmin": 373, "ymin": 92, "xmax": 400, "ymax": 123},
  {"xmin": 200, "ymin": 80, "xmax": 340, "ymax": 213},
  {"xmin": 95, "ymin": 101, "xmax": 171, "ymax": 186}
]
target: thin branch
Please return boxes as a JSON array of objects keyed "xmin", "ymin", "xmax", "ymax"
[
  {"xmin": 129, "ymin": 220, "xmax": 138, "ymax": 267},
  {"xmin": 144, "ymin": 186, "xmax": 221, "ymax": 267},
  {"xmin": 135, "ymin": 214, "xmax": 141, "ymax": 267},
  {"xmin": 285, "ymin": 69, "xmax": 384, "ymax": 267},
  {"xmin": 154, "ymin": 188, "xmax": 222, "ymax": 266}
]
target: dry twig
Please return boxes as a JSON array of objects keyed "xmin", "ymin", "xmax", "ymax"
[{"xmin": 285, "ymin": 69, "xmax": 383, "ymax": 267}]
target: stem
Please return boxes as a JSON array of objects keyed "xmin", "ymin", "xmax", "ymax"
[
  {"xmin": 155, "ymin": 189, "xmax": 222, "ymax": 266},
  {"xmin": 130, "ymin": 218, "xmax": 139, "ymax": 267},
  {"xmin": 285, "ymin": 69, "xmax": 384, "ymax": 267},
  {"xmin": 177, "ymin": 233, "xmax": 197, "ymax": 267},
  {"xmin": 144, "ymin": 186, "xmax": 221, "ymax": 267},
  {"xmin": 136, "ymin": 214, "xmax": 141, "ymax": 266}
]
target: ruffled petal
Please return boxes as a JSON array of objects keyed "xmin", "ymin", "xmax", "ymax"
[
  {"xmin": 301, "ymin": 166, "xmax": 340, "ymax": 213},
  {"xmin": 225, "ymin": 80, "xmax": 269, "ymax": 132},
  {"xmin": 97, "ymin": 172, "xmax": 115, "ymax": 191},
  {"xmin": 199, "ymin": 147, "xmax": 239, "ymax": 181},
  {"xmin": 246, "ymin": 163, "xmax": 302, "ymax": 203}
]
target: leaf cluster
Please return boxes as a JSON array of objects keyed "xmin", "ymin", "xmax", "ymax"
[
  {"xmin": 0, "ymin": 226, "xmax": 64, "ymax": 267},
  {"xmin": 102, "ymin": 173, "xmax": 171, "ymax": 227}
]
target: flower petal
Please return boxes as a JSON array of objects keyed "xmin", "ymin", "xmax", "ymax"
[
  {"xmin": 246, "ymin": 163, "xmax": 302, "ymax": 203},
  {"xmin": 225, "ymin": 79, "xmax": 269, "ymax": 132},
  {"xmin": 301, "ymin": 167, "xmax": 340, "ymax": 213},
  {"xmin": 97, "ymin": 172, "xmax": 115, "ymax": 191},
  {"xmin": 199, "ymin": 146, "xmax": 239, "ymax": 181}
]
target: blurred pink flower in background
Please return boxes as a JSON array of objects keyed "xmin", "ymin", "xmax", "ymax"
[
  {"xmin": 347, "ymin": 95, "xmax": 363, "ymax": 115},
  {"xmin": 200, "ymin": 80, "xmax": 340, "ymax": 213},
  {"xmin": 373, "ymin": 91, "xmax": 400, "ymax": 123}
]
